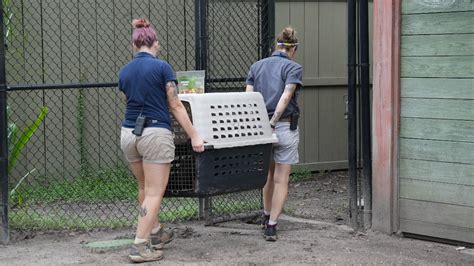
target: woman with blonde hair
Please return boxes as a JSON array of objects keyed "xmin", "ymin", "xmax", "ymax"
[{"xmin": 246, "ymin": 26, "xmax": 302, "ymax": 241}]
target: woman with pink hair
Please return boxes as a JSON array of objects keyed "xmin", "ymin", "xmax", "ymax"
[{"xmin": 119, "ymin": 18, "xmax": 204, "ymax": 263}]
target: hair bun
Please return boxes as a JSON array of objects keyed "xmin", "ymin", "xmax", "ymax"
[
  {"xmin": 132, "ymin": 18, "xmax": 151, "ymax": 29},
  {"xmin": 282, "ymin": 27, "xmax": 294, "ymax": 40},
  {"xmin": 276, "ymin": 26, "xmax": 298, "ymax": 45}
]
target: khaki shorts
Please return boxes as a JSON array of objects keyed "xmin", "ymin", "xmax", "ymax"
[
  {"xmin": 120, "ymin": 127, "xmax": 175, "ymax": 164},
  {"xmin": 273, "ymin": 122, "xmax": 299, "ymax": 164}
]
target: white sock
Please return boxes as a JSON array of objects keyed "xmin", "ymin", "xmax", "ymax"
[
  {"xmin": 268, "ymin": 220, "xmax": 277, "ymax": 226},
  {"xmin": 151, "ymin": 224, "xmax": 161, "ymax": 234},
  {"xmin": 134, "ymin": 237, "xmax": 148, "ymax": 245},
  {"xmin": 263, "ymin": 210, "xmax": 270, "ymax": 216}
]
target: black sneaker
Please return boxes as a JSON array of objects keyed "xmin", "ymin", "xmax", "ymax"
[
  {"xmin": 264, "ymin": 223, "xmax": 277, "ymax": 241},
  {"xmin": 128, "ymin": 241, "xmax": 163, "ymax": 263},
  {"xmin": 150, "ymin": 224, "xmax": 175, "ymax": 250},
  {"xmin": 260, "ymin": 214, "xmax": 270, "ymax": 229}
]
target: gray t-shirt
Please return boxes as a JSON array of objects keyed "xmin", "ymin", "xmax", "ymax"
[{"xmin": 246, "ymin": 51, "xmax": 303, "ymax": 118}]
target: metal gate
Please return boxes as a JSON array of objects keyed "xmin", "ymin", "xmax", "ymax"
[{"xmin": 0, "ymin": 0, "xmax": 275, "ymax": 243}]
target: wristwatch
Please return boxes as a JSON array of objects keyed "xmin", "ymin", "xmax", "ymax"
[{"xmin": 270, "ymin": 123, "xmax": 276, "ymax": 129}]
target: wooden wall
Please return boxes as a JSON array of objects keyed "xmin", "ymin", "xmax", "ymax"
[
  {"xmin": 399, "ymin": 0, "xmax": 474, "ymax": 243},
  {"xmin": 276, "ymin": 0, "xmax": 373, "ymax": 170}
]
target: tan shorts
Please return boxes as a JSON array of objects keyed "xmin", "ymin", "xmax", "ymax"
[
  {"xmin": 120, "ymin": 127, "xmax": 175, "ymax": 164},
  {"xmin": 273, "ymin": 122, "xmax": 299, "ymax": 164}
]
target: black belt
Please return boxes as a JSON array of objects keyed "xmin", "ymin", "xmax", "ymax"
[
  {"xmin": 268, "ymin": 116, "xmax": 291, "ymax": 122},
  {"xmin": 145, "ymin": 118, "xmax": 161, "ymax": 127}
]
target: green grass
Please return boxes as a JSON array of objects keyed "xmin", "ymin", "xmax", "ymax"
[
  {"xmin": 10, "ymin": 167, "xmax": 137, "ymax": 206},
  {"xmin": 289, "ymin": 167, "xmax": 313, "ymax": 182},
  {"xmin": 9, "ymin": 167, "xmax": 261, "ymax": 230}
]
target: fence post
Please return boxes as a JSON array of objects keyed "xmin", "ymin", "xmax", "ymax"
[
  {"xmin": 347, "ymin": 0, "xmax": 359, "ymax": 231},
  {"xmin": 0, "ymin": 0, "xmax": 10, "ymax": 244},
  {"xmin": 194, "ymin": 0, "xmax": 208, "ymax": 71},
  {"xmin": 359, "ymin": 0, "xmax": 372, "ymax": 230},
  {"xmin": 261, "ymin": 0, "xmax": 275, "ymax": 58}
]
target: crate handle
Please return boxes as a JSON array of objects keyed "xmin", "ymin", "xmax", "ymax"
[{"xmin": 204, "ymin": 144, "xmax": 214, "ymax": 150}]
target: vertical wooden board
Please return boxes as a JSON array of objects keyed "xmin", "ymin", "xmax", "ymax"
[
  {"xmin": 61, "ymin": 1, "xmax": 81, "ymax": 177},
  {"xmin": 226, "ymin": 1, "xmax": 259, "ymax": 79},
  {"xmin": 167, "ymin": 0, "xmax": 190, "ymax": 71},
  {"xmin": 399, "ymin": 159, "xmax": 474, "ymax": 186},
  {"xmin": 207, "ymin": 1, "xmax": 228, "ymax": 79},
  {"xmin": 400, "ymin": 117, "xmax": 474, "ymax": 142},
  {"xmin": 115, "ymin": 0, "xmax": 133, "ymax": 67},
  {"xmin": 303, "ymin": 2, "xmax": 318, "ymax": 78},
  {"xmin": 303, "ymin": 86, "xmax": 318, "ymax": 163},
  {"xmin": 401, "ymin": 78, "xmax": 474, "ymax": 99},
  {"xmin": 401, "ymin": 12, "xmax": 474, "ymax": 35},
  {"xmin": 96, "ymin": 0, "xmax": 117, "ymax": 83},
  {"xmin": 97, "ymin": 88, "xmax": 120, "ymax": 168},
  {"xmin": 275, "ymin": 1, "xmax": 290, "ymax": 36},
  {"xmin": 400, "ymin": 219, "xmax": 474, "ymax": 244},
  {"xmin": 289, "ymin": 1, "xmax": 305, "ymax": 69},
  {"xmin": 44, "ymin": 90, "xmax": 65, "ymax": 178},
  {"xmin": 79, "ymin": 0, "xmax": 100, "ymax": 170},
  {"xmin": 42, "ymin": 0, "xmax": 64, "ymax": 178},
  {"xmin": 401, "ymin": 34, "xmax": 474, "ymax": 57},
  {"xmin": 114, "ymin": 0, "xmax": 133, "ymax": 156},
  {"xmin": 61, "ymin": 90, "xmax": 81, "ymax": 178},
  {"xmin": 399, "ymin": 198, "xmax": 474, "ymax": 229},
  {"xmin": 132, "ymin": 0, "xmax": 151, "ymax": 19},
  {"xmin": 22, "ymin": 1, "xmax": 45, "ymax": 178},
  {"xmin": 23, "ymin": 0, "xmax": 43, "ymax": 85},
  {"xmin": 318, "ymin": 1, "xmax": 347, "ymax": 77},
  {"xmin": 400, "ymin": 138, "xmax": 474, "ymax": 164},
  {"xmin": 97, "ymin": 0, "xmax": 120, "ymax": 168},
  {"xmin": 5, "ymin": 0, "xmax": 24, "ymax": 84},
  {"xmin": 400, "ymin": 178, "xmax": 474, "ymax": 207},
  {"xmin": 42, "ymin": 0, "xmax": 62, "ymax": 83},
  {"xmin": 298, "ymin": 89, "xmax": 305, "ymax": 162},
  {"xmin": 402, "ymin": 0, "xmax": 474, "ymax": 14},
  {"xmin": 150, "ymin": 0, "xmax": 169, "ymax": 62},
  {"xmin": 401, "ymin": 56, "xmax": 474, "ymax": 78},
  {"xmin": 184, "ymin": 0, "xmax": 196, "ymax": 70},
  {"xmin": 78, "ymin": 0, "xmax": 98, "ymax": 83},
  {"xmin": 61, "ymin": 1, "xmax": 80, "ymax": 83},
  {"xmin": 318, "ymin": 86, "xmax": 348, "ymax": 162},
  {"xmin": 401, "ymin": 98, "xmax": 474, "ymax": 120}
]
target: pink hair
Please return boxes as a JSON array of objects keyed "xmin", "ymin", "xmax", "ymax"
[{"xmin": 132, "ymin": 18, "xmax": 157, "ymax": 48}]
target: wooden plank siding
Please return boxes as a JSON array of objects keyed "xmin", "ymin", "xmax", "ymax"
[
  {"xmin": 276, "ymin": 0, "xmax": 372, "ymax": 171},
  {"xmin": 400, "ymin": 0, "xmax": 474, "ymax": 243}
]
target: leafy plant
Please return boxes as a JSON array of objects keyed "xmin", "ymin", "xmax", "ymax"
[
  {"xmin": 7, "ymin": 106, "xmax": 48, "ymax": 205},
  {"xmin": 3, "ymin": 0, "xmax": 14, "ymax": 46},
  {"xmin": 7, "ymin": 106, "xmax": 48, "ymax": 173}
]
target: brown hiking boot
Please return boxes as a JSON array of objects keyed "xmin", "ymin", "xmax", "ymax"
[
  {"xmin": 128, "ymin": 241, "xmax": 163, "ymax": 263},
  {"xmin": 150, "ymin": 224, "xmax": 175, "ymax": 249}
]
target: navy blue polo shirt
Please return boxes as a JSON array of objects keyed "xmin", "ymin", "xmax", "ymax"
[
  {"xmin": 246, "ymin": 51, "xmax": 303, "ymax": 118},
  {"xmin": 118, "ymin": 52, "xmax": 177, "ymax": 130}
]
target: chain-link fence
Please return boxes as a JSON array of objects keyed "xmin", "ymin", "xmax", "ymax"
[{"xmin": 0, "ymin": 0, "xmax": 274, "ymax": 235}]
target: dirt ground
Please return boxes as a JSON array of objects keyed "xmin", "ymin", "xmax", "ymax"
[{"xmin": 1, "ymin": 171, "xmax": 473, "ymax": 265}]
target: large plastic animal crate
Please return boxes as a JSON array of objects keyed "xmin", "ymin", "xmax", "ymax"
[{"xmin": 166, "ymin": 92, "xmax": 277, "ymax": 197}]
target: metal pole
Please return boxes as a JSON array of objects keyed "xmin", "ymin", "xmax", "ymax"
[
  {"xmin": 261, "ymin": 0, "xmax": 275, "ymax": 58},
  {"xmin": 0, "ymin": 0, "xmax": 10, "ymax": 244},
  {"xmin": 359, "ymin": 0, "xmax": 372, "ymax": 230},
  {"xmin": 347, "ymin": 0, "xmax": 358, "ymax": 231},
  {"xmin": 194, "ymin": 0, "xmax": 208, "ymax": 71}
]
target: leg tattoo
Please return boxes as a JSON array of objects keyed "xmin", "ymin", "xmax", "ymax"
[{"xmin": 139, "ymin": 206, "xmax": 148, "ymax": 217}]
